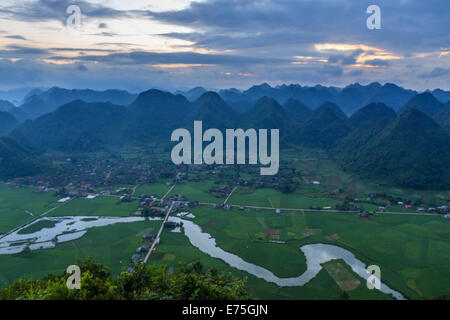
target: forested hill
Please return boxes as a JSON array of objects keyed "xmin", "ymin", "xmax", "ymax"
[
  {"xmin": 333, "ymin": 108, "xmax": 450, "ymax": 190},
  {"xmin": 0, "ymin": 136, "xmax": 46, "ymax": 180}
]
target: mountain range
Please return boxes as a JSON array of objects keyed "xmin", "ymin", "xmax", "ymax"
[
  {"xmin": 2, "ymin": 84, "xmax": 450, "ymax": 189},
  {"xmin": 4, "ymin": 82, "xmax": 450, "ymax": 123},
  {"xmin": 6, "ymin": 87, "xmax": 137, "ymax": 122}
]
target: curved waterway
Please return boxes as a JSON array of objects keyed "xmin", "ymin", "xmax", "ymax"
[
  {"xmin": 0, "ymin": 214, "xmax": 405, "ymax": 299},
  {"xmin": 169, "ymin": 217, "xmax": 405, "ymax": 300},
  {"xmin": 0, "ymin": 216, "xmax": 152, "ymax": 255}
]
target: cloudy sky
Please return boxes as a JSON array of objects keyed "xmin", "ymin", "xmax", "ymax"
[{"xmin": 0, "ymin": 0, "xmax": 448, "ymax": 92}]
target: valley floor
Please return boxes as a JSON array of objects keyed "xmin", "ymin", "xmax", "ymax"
[{"xmin": 0, "ymin": 148, "xmax": 449, "ymax": 300}]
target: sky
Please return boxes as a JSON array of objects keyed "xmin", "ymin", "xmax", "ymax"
[{"xmin": 0, "ymin": 0, "xmax": 449, "ymax": 92}]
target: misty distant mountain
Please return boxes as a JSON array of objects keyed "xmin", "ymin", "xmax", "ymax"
[
  {"xmin": 0, "ymin": 111, "xmax": 18, "ymax": 135},
  {"xmin": 0, "ymin": 100, "xmax": 15, "ymax": 112},
  {"xmin": 5, "ymin": 82, "xmax": 447, "ymax": 122},
  {"xmin": 217, "ymin": 88, "xmax": 252, "ymax": 113},
  {"xmin": 0, "ymin": 136, "xmax": 46, "ymax": 180},
  {"xmin": 218, "ymin": 88, "xmax": 242, "ymax": 102},
  {"xmin": 23, "ymin": 88, "xmax": 45, "ymax": 103},
  {"xmin": 431, "ymin": 89, "xmax": 450, "ymax": 103},
  {"xmin": 29, "ymin": 87, "xmax": 138, "ymax": 107},
  {"xmin": 218, "ymin": 88, "xmax": 256, "ymax": 113},
  {"xmin": 282, "ymin": 98, "xmax": 313, "ymax": 123},
  {"xmin": 236, "ymin": 83, "xmax": 337, "ymax": 109},
  {"xmin": 334, "ymin": 108, "xmax": 450, "ymax": 190},
  {"xmin": 400, "ymin": 92, "xmax": 444, "ymax": 117},
  {"xmin": 14, "ymin": 87, "xmax": 138, "ymax": 121},
  {"xmin": 0, "ymin": 87, "xmax": 43, "ymax": 105},
  {"xmin": 332, "ymin": 82, "xmax": 382, "ymax": 115},
  {"xmin": 215, "ymin": 82, "xmax": 423, "ymax": 115},
  {"xmin": 333, "ymin": 83, "xmax": 416, "ymax": 115},
  {"xmin": 176, "ymin": 87, "xmax": 208, "ymax": 101},
  {"xmin": 349, "ymin": 102, "xmax": 397, "ymax": 128},
  {"xmin": 17, "ymin": 96, "xmax": 54, "ymax": 121}
]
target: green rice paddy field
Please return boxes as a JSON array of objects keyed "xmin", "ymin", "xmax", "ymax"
[
  {"xmin": 181, "ymin": 206, "xmax": 450, "ymax": 299},
  {"xmin": 0, "ymin": 220, "xmax": 161, "ymax": 286},
  {"xmin": 0, "ymin": 173, "xmax": 449, "ymax": 299},
  {"xmin": 0, "ymin": 184, "xmax": 59, "ymax": 234}
]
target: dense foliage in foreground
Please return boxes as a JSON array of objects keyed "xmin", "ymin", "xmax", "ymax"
[{"xmin": 0, "ymin": 259, "xmax": 250, "ymax": 300}]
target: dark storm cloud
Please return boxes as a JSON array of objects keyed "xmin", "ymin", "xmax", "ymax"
[
  {"xmin": 147, "ymin": 0, "xmax": 449, "ymax": 53},
  {"xmin": 0, "ymin": 0, "xmax": 448, "ymax": 90},
  {"xmin": 347, "ymin": 69, "xmax": 364, "ymax": 76},
  {"xmin": 0, "ymin": 0, "xmax": 131, "ymax": 24},
  {"xmin": 0, "ymin": 58, "xmax": 167, "ymax": 91},
  {"xmin": 328, "ymin": 50, "xmax": 364, "ymax": 66},
  {"xmin": 76, "ymin": 64, "xmax": 88, "ymax": 72},
  {"xmin": 4, "ymin": 35, "xmax": 27, "ymax": 40},
  {"xmin": 158, "ymin": 30, "xmax": 326, "ymax": 51},
  {"xmin": 419, "ymin": 67, "xmax": 449, "ymax": 79},
  {"xmin": 365, "ymin": 59, "xmax": 391, "ymax": 67},
  {"xmin": 0, "ymin": 59, "xmax": 43, "ymax": 86},
  {"xmin": 321, "ymin": 65, "xmax": 344, "ymax": 77},
  {"xmin": 48, "ymin": 51, "xmax": 289, "ymax": 66},
  {"xmin": 0, "ymin": 45, "xmax": 48, "ymax": 57},
  {"xmin": 50, "ymin": 48, "xmax": 114, "ymax": 53}
]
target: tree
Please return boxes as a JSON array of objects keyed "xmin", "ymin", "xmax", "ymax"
[
  {"xmin": 340, "ymin": 291, "xmax": 350, "ymax": 300},
  {"xmin": 0, "ymin": 259, "xmax": 251, "ymax": 300}
]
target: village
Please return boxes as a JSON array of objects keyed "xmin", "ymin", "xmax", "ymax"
[
  {"xmin": 4, "ymin": 151, "xmax": 449, "ymax": 220},
  {"xmin": 2, "ymin": 151, "xmax": 449, "ymax": 269}
]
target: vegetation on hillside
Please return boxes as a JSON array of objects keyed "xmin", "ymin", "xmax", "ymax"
[
  {"xmin": 349, "ymin": 102, "xmax": 396, "ymax": 128},
  {"xmin": 400, "ymin": 92, "xmax": 444, "ymax": 117},
  {"xmin": 294, "ymin": 103, "xmax": 350, "ymax": 149},
  {"xmin": 435, "ymin": 102, "xmax": 450, "ymax": 132},
  {"xmin": 282, "ymin": 98, "xmax": 313, "ymax": 123},
  {"xmin": 0, "ymin": 110, "xmax": 18, "ymax": 135},
  {"xmin": 0, "ymin": 258, "xmax": 250, "ymax": 300},
  {"xmin": 0, "ymin": 136, "xmax": 46, "ymax": 180},
  {"xmin": 333, "ymin": 108, "xmax": 450, "ymax": 189}
]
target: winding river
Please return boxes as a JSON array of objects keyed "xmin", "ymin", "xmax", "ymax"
[
  {"xmin": 169, "ymin": 217, "xmax": 405, "ymax": 300},
  {"xmin": 1, "ymin": 214, "xmax": 405, "ymax": 299},
  {"xmin": 0, "ymin": 216, "xmax": 150, "ymax": 254}
]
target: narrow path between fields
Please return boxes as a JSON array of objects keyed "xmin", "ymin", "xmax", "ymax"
[
  {"xmin": 143, "ymin": 201, "xmax": 175, "ymax": 264},
  {"xmin": 223, "ymin": 186, "xmax": 238, "ymax": 205},
  {"xmin": 161, "ymin": 184, "xmax": 175, "ymax": 200},
  {"xmin": 197, "ymin": 202, "xmax": 441, "ymax": 216}
]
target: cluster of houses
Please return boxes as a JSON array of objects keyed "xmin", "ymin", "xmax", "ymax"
[
  {"xmin": 9, "ymin": 153, "xmax": 183, "ymax": 192},
  {"xmin": 164, "ymin": 221, "xmax": 182, "ymax": 229},
  {"xmin": 138, "ymin": 193, "xmax": 199, "ymax": 218},
  {"xmin": 131, "ymin": 233, "xmax": 160, "ymax": 264},
  {"xmin": 358, "ymin": 211, "xmax": 380, "ymax": 218},
  {"xmin": 211, "ymin": 203, "xmax": 248, "ymax": 211},
  {"xmin": 208, "ymin": 185, "xmax": 236, "ymax": 198}
]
